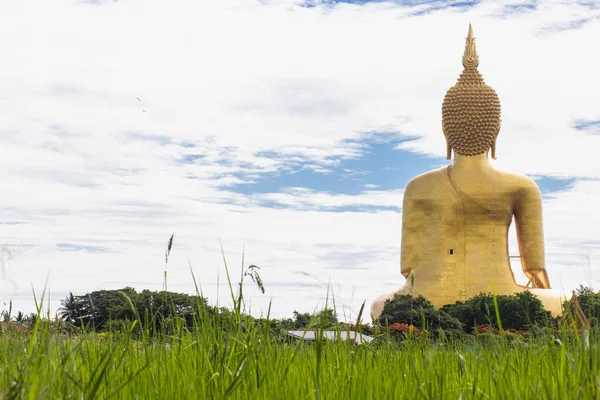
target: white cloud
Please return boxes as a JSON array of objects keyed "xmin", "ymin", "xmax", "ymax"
[
  {"xmin": 255, "ymin": 188, "xmax": 403, "ymax": 209},
  {"xmin": 0, "ymin": 0, "xmax": 599, "ymax": 321}
]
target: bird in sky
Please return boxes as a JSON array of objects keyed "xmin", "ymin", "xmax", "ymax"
[{"xmin": 136, "ymin": 97, "xmax": 146, "ymax": 112}]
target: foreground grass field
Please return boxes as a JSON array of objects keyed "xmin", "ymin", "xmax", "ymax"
[
  {"xmin": 1, "ymin": 245, "xmax": 598, "ymax": 399},
  {"xmin": 1, "ymin": 308, "xmax": 598, "ymax": 400}
]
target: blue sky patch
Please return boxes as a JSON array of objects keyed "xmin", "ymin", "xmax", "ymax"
[
  {"xmin": 539, "ymin": 18, "xmax": 592, "ymax": 34},
  {"xmin": 180, "ymin": 154, "xmax": 205, "ymax": 164},
  {"xmin": 229, "ymin": 137, "xmax": 445, "ymax": 196},
  {"xmin": 299, "ymin": 0, "xmax": 480, "ymax": 10},
  {"xmin": 324, "ymin": 205, "xmax": 401, "ymax": 212},
  {"xmin": 499, "ymin": 2, "xmax": 537, "ymax": 15},
  {"xmin": 534, "ymin": 177, "xmax": 576, "ymax": 195},
  {"xmin": 220, "ymin": 133, "xmax": 577, "ymax": 212},
  {"xmin": 572, "ymin": 119, "xmax": 600, "ymax": 134}
]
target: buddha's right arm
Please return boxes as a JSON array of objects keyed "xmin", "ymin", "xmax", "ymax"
[{"xmin": 514, "ymin": 179, "xmax": 549, "ymax": 288}]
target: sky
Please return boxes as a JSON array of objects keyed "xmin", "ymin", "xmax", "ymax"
[{"xmin": 0, "ymin": 0, "xmax": 599, "ymax": 322}]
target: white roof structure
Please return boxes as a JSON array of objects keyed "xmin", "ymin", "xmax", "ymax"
[{"xmin": 286, "ymin": 330, "xmax": 374, "ymax": 343}]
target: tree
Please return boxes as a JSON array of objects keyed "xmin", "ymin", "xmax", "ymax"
[
  {"xmin": 290, "ymin": 309, "xmax": 338, "ymax": 330},
  {"xmin": 307, "ymin": 308, "xmax": 338, "ymax": 329},
  {"xmin": 573, "ymin": 286, "xmax": 600, "ymax": 327},
  {"xmin": 441, "ymin": 291, "xmax": 552, "ymax": 333},
  {"xmin": 256, "ymin": 317, "xmax": 295, "ymax": 342},
  {"xmin": 292, "ymin": 311, "xmax": 312, "ymax": 329},
  {"xmin": 576, "ymin": 285, "xmax": 595, "ymax": 295},
  {"xmin": 1, "ymin": 300, "xmax": 12, "ymax": 322},
  {"xmin": 509, "ymin": 291, "xmax": 553, "ymax": 329},
  {"xmin": 377, "ymin": 294, "xmax": 463, "ymax": 334},
  {"xmin": 60, "ymin": 288, "xmax": 209, "ymax": 332},
  {"xmin": 13, "ymin": 311, "xmax": 24, "ymax": 323},
  {"xmin": 59, "ymin": 292, "xmax": 84, "ymax": 323},
  {"xmin": 135, "ymin": 289, "xmax": 208, "ymax": 332},
  {"xmin": 23, "ymin": 313, "xmax": 38, "ymax": 327},
  {"xmin": 441, "ymin": 294, "xmax": 497, "ymax": 332}
]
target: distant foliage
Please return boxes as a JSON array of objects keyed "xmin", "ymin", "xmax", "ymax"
[
  {"xmin": 292, "ymin": 311, "xmax": 312, "ymax": 329},
  {"xmin": 58, "ymin": 287, "xmax": 208, "ymax": 332},
  {"xmin": 291, "ymin": 309, "xmax": 338, "ymax": 330},
  {"xmin": 307, "ymin": 308, "xmax": 338, "ymax": 329},
  {"xmin": 338, "ymin": 322, "xmax": 376, "ymax": 336},
  {"xmin": 377, "ymin": 292, "xmax": 553, "ymax": 335},
  {"xmin": 574, "ymin": 285, "xmax": 600, "ymax": 327},
  {"xmin": 376, "ymin": 294, "xmax": 463, "ymax": 335},
  {"xmin": 441, "ymin": 291, "xmax": 553, "ymax": 333}
]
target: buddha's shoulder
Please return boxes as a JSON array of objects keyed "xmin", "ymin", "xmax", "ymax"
[
  {"xmin": 405, "ymin": 167, "xmax": 541, "ymax": 194},
  {"xmin": 404, "ymin": 167, "xmax": 448, "ymax": 192},
  {"xmin": 491, "ymin": 169, "xmax": 541, "ymax": 193}
]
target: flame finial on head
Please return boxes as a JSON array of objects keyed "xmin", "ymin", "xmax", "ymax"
[{"xmin": 462, "ymin": 23, "xmax": 479, "ymax": 69}]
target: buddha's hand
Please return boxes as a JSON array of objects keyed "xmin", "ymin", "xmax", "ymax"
[{"xmin": 527, "ymin": 270, "xmax": 551, "ymax": 289}]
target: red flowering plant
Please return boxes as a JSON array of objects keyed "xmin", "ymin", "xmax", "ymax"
[
  {"xmin": 474, "ymin": 324, "xmax": 500, "ymax": 335},
  {"xmin": 388, "ymin": 322, "xmax": 421, "ymax": 339},
  {"xmin": 0, "ymin": 321, "xmax": 29, "ymax": 336},
  {"xmin": 473, "ymin": 324, "xmax": 527, "ymax": 337}
]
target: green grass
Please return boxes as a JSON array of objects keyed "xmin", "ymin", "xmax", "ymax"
[
  {"xmin": 1, "ymin": 242, "xmax": 598, "ymax": 399},
  {"xmin": 1, "ymin": 303, "xmax": 599, "ymax": 399}
]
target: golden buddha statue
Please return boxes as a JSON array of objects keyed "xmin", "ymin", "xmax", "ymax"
[{"xmin": 371, "ymin": 24, "xmax": 566, "ymax": 319}]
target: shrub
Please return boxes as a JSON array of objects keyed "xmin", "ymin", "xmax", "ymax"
[
  {"xmin": 441, "ymin": 291, "xmax": 553, "ymax": 333},
  {"xmin": 574, "ymin": 285, "xmax": 600, "ymax": 327},
  {"xmin": 338, "ymin": 322, "xmax": 377, "ymax": 336},
  {"xmin": 376, "ymin": 294, "xmax": 463, "ymax": 336},
  {"xmin": 388, "ymin": 322, "xmax": 421, "ymax": 339}
]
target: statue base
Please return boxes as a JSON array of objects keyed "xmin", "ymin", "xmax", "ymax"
[{"xmin": 371, "ymin": 283, "xmax": 568, "ymax": 322}]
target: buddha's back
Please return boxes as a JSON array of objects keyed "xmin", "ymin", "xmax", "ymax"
[
  {"xmin": 370, "ymin": 24, "xmax": 565, "ymax": 321},
  {"xmin": 401, "ymin": 165, "xmax": 541, "ymax": 306}
]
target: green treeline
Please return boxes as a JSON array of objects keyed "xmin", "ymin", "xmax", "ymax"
[
  {"xmin": 58, "ymin": 288, "xmax": 207, "ymax": 332},
  {"xmin": 48, "ymin": 285, "xmax": 600, "ymax": 338},
  {"xmin": 54, "ymin": 287, "xmax": 339, "ymax": 336},
  {"xmin": 1, "ymin": 285, "xmax": 597, "ymax": 339}
]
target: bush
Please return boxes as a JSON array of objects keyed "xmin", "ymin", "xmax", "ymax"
[
  {"xmin": 441, "ymin": 291, "xmax": 553, "ymax": 333},
  {"xmin": 338, "ymin": 322, "xmax": 377, "ymax": 336},
  {"xmin": 388, "ymin": 322, "xmax": 421, "ymax": 339},
  {"xmin": 574, "ymin": 285, "xmax": 600, "ymax": 327},
  {"xmin": 376, "ymin": 294, "xmax": 463, "ymax": 336}
]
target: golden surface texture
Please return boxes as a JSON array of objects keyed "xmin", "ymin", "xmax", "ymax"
[{"xmin": 371, "ymin": 25, "xmax": 566, "ymax": 320}]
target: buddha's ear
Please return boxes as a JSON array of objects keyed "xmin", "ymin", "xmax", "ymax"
[
  {"xmin": 491, "ymin": 119, "xmax": 501, "ymax": 160},
  {"xmin": 442, "ymin": 121, "xmax": 452, "ymax": 160}
]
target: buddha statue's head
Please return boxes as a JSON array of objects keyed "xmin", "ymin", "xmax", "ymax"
[{"xmin": 442, "ymin": 24, "xmax": 502, "ymax": 160}]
